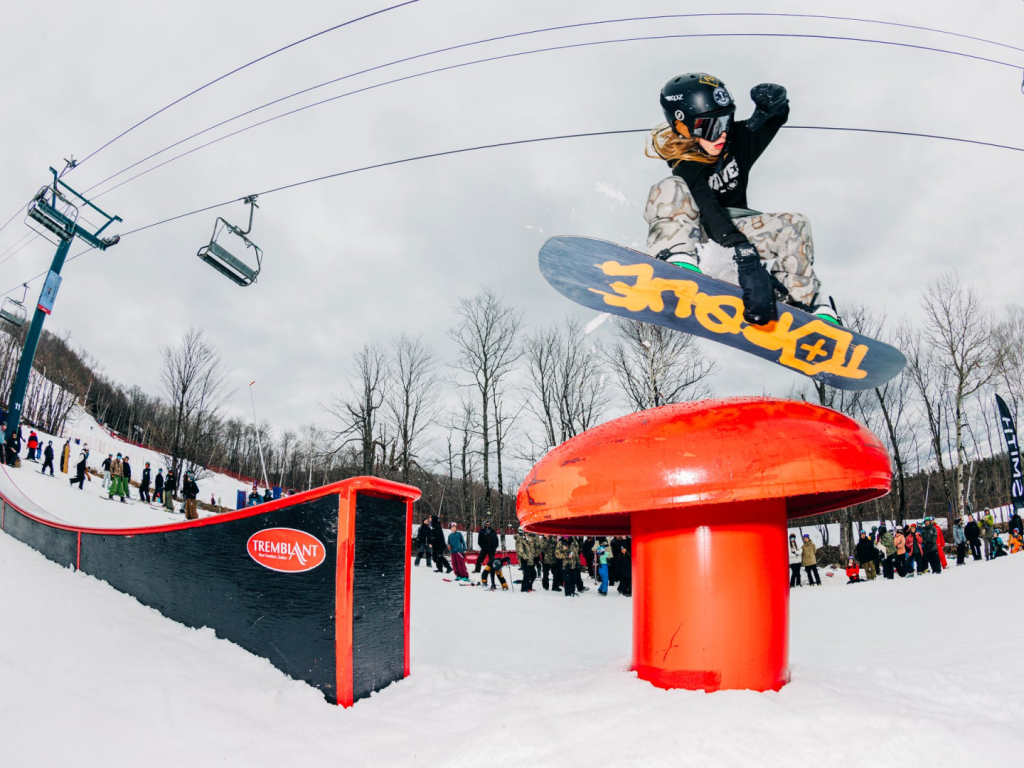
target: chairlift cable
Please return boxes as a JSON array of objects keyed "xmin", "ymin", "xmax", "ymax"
[
  {"xmin": 71, "ymin": 0, "xmax": 421, "ymax": 172},
  {"xmin": 85, "ymin": 29, "xmax": 1024, "ymax": 202},
  {"xmin": 77, "ymin": 11, "xmax": 1024, "ymax": 196},
  {"xmin": 1, "ymin": 121, "xmax": 1022, "ymax": 297}
]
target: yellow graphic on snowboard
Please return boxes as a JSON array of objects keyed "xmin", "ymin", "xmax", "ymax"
[{"xmin": 589, "ymin": 260, "xmax": 868, "ymax": 380}]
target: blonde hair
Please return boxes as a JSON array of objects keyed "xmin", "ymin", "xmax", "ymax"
[{"xmin": 646, "ymin": 122, "xmax": 717, "ymax": 168}]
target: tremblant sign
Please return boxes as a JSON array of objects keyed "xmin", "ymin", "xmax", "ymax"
[
  {"xmin": 995, "ymin": 394, "xmax": 1024, "ymax": 511},
  {"xmin": 247, "ymin": 528, "xmax": 327, "ymax": 572}
]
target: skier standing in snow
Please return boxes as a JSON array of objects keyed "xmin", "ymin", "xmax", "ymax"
[
  {"xmin": 788, "ymin": 533, "xmax": 803, "ymax": 587},
  {"xmin": 645, "ymin": 72, "xmax": 838, "ymax": 326},
  {"xmin": 41, "ymin": 440, "xmax": 55, "ymax": 476},
  {"xmin": 139, "ymin": 462, "xmax": 151, "ymax": 503}
]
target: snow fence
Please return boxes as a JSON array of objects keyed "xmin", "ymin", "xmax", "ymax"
[{"xmin": 0, "ymin": 476, "xmax": 421, "ymax": 706}]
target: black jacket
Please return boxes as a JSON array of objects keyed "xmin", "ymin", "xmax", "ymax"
[
  {"xmin": 75, "ymin": 456, "xmax": 87, "ymax": 475},
  {"xmin": 43, "ymin": 445, "xmax": 54, "ymax": 461},
  {"xmin": 1009, "ymin": 514, "xmax": 1023, "ymax": 534},
  {"xmin": 478, "ymin": 526, "xmax": 499, "ymax": 553},
  {"xmin": 122, "ymin": 461, "xmax": 132, "ymax": 482},
  {"xmin": 430, "ymin": 522, "xmax": 448, "ymax": 552},
  {"xmin": 855, "ymin": 537, "xmax": 876, "ymax": 564},
  {"xmin": 416, "ymin": 524, "xmax": 431, "ymax": 546},
  {"xmin": 154, "ymin": 473, "xmax": 164, "ymax": 492},
  {"xmin": 140, "ymin": 467, "xmax": 150, "ymax": 489},
  {"xmin": 182, "ymin": 477, "xmax": 199, "ymax": 501},
  {"xmin": 102, "ymin": 457, "xmax": 111, "ymax": 471},
  {"xmin": 964, "ymin": 521, "xmax": 980, "ymax": 542},
  {"xmin": 668, "ymin": 106, "xmax": 789, "ymax": 247}
]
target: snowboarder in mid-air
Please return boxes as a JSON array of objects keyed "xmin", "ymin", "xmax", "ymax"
[{"xmin": 645, "ymin": 72, "xmax": 838, "ymax": 326}]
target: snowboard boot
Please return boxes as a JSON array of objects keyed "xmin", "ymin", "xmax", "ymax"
[
  {"xmin": 655, "ymin": 246, "xmax": 702, "ymax": 274},
  {"xmin": 812, "ymin": 303, "xmax": 841, "ymax": 326}
]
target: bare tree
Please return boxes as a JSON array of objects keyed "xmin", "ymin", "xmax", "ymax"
[
  {"xmin": 920, "ymin": 272, "xmax": 994, "ymax": 523},
  {"xmin": 325, "ymin": 342, "xmax": 390, "ymax": 476},
  {"xmin": 448, "ymin": 289, "xmax": 522, "ymax": 517},
  {"xmin": 993, "ymin": 305, "xmax": 1024, "ymax": 420},
  {"xmin": 159, "ymin": 328, "xmax": 233, "ymax": 481},
  {"xmin": 607, "ymin": 319, "xmax": 715, "ymax": 411},
  {"xmin": 386, "ymin": 333, "xmax": 441, "ymax": 484},
  {"xmin": 523, "ymin": 317, "xmax": 607, "ymax": 452}
]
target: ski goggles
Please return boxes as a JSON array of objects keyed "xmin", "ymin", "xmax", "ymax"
[{"xmin": 691, "ymin": 112, "xmax": 732, "ymax": 141}]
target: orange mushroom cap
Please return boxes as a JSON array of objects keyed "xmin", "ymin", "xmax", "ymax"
[{"xmin": 516, "ymin": 398, "xmax": 892, "ymax": 535}]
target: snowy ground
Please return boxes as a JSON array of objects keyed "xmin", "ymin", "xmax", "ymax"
[{"xmin": 1, "ymin": 527, "xmax": 1022, "ymax": 767}]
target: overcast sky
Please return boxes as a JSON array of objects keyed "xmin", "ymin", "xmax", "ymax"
[{"xmin": 1, "ymin": 0, "xmax": 1023, "ymax": 474}]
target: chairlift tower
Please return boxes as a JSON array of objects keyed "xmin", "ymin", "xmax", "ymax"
[{"xmin": 3, "ymin": 165, "xmax": 121, "ymax": 444}]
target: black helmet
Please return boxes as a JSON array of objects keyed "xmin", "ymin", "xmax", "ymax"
[{"xmin": 659, "ymin": 72, "xmax": 735, "ymax": 140}]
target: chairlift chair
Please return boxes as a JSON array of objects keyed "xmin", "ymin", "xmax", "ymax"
[
  {"xmin": 197, "ymin": 196, "xmax": 262, "ymax": 286},
  {"xmin": 0, "ymin": 284, "xmax": 29, "ymax": 328},
  {"xmin": 26, "ymin": 185, "xmax": 78, "ymax": 244}
]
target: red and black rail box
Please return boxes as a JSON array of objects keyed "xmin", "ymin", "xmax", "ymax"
[{"xmin": 0, "ymin": 475, "xmax": 420, "ymax": 706}]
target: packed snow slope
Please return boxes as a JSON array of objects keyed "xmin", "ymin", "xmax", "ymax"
[
  {"xmin": 5, "ymin": 406, "xmax": 259, "ymax": 527},
  {"xmin": 1, "ymin": 530, "xmax": 1021, "ymax": 767}
]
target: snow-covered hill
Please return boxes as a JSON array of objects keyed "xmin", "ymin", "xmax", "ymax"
[{"xmin": 4, "ymin": 404, "xmax": 259, "ymax": 527}]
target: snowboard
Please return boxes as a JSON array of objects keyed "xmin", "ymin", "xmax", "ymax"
[{"xmin": 539, "ymin": 236, "xmax": 906, "ymax": 391}]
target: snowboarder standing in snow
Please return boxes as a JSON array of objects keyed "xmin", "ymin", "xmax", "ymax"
[
  {"xmin": 414, "ymin": 516, "xmax": 432, "ymax": 567},
  {"xmin": 26, "ymin": 430, "xmax": 39, "ymax": 461},
  {"xmin": 108, "ymin": 453, "xmax": 126, "ymax": 503},
  {"xmin": 447, "ymin": 522, "xmax": 469, "ymax": 581},
  {"xmin": 139, "ymin": 462, "xmax": 151, "ymax": 503},
  {"xmin": 515, "ymin": 527, "xmax": 537, "ymax": 592},
  {"xmin": 153, "ymin": 468, "xmax": 164, "ymax": 504},
  {"xmin": 953, "ymin": 519, "xmax": 967, "ymax": 565},
  {"xmin": 893, "ymin": 528, "xmax": 907, "ymax": 577},
  {"xmin": 164, "ymin": 468, "xmax": 177, "ymax": 511},
  {"xmin": 556, "ymin": 537, "xmax": 578, "ymax": 597},
  {"xmin": 475, "ymin": 520, "xmax": 499, "ymax": 573},
  {"xmin": 182, "ymin": 470, "xmax": 199, "ymax": 520},
  {"xmin": 430, "ymin": 515, "xmax": 452, "ymax": 574},
  {"xmin": 101, "ymin": 454, "xmax": 112, "ymax": 488},
  {"xmin": 41, "ymin": 440, "xmax": 55, "ymax": 476},
  {"xmin": 645, "ymin": 72, "xmax": 838, "ymax": 326},
  {"xmin": 69, "ymin": 451, "xmax": 88, "ymax": 489}
]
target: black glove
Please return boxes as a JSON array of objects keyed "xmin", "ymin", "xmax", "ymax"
[
  {"xmin": 746, "ymin": 83, "xmax": 788, "ymax": 131},
  {"xmin": 733, "ymin": 243, "xmax": 777, "ymax": 325}
]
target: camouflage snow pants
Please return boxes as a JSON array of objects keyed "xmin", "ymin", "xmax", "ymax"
[{"xmin": 644, "ymin": 176, "xmax": 822, "ymax": 306}]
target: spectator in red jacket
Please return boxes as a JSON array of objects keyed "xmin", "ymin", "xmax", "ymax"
[{"xmin": 845, "ymin": 557, "xmax": 861, "ymax": 584}]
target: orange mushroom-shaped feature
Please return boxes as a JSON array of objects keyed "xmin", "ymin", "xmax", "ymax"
[{"xmin": 516, "ymin": 398, "xmax": 892, "ymax": 692}]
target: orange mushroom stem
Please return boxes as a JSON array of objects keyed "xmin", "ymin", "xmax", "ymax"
[{"xmin": 517, "ymin": 398, "xmax": 891, "ymax": 692}]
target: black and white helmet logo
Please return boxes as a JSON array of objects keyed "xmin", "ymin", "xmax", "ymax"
[
  {"xmin": 713, "ymin": 87, "xmax": 731, "ymax": 106},
  {"xmin": 674, "ymin": 109, "xmax": 685, "ymax": 121}
]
